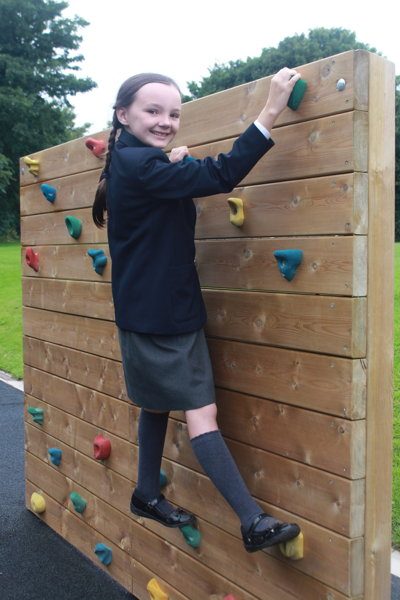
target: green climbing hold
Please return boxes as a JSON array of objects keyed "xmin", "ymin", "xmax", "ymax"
[
  {"xmin": 70, "ymin": 492, "xmax": 87, "ymax": 514},
  {"xmin": 65, "ymin": 216, "xmax": 82, "ymax": 239},
  {"xmin": 287, "ymin": 78, "xmax": 307, "ymax": 110},
  {"xmin": 28, "ymin": 406, "xmax": 44, "ymax": 425},
  {"xmin": 180, "ymin": 524, "xmax": 201, "ymax": 548}
]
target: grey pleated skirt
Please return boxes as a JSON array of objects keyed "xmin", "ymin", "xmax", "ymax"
[{"xmin": 118, "ymin": 327, "xmax": 216, "ymax": 411}]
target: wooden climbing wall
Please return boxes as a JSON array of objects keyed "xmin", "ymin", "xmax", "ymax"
[{"xmin": 20, "ymin": 50, "xmax": 394, "ymax": 600}]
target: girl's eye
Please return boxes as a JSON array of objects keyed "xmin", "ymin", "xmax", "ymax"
[
  {"xmin": 171, "ymin": 113, "xmax": 180, "ymax": 119},
  {"xmin": 148, "ymin": 109, "xmax": 158, "ymax": 115}
]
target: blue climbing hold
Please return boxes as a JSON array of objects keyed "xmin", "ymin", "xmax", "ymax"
[
  {"xmin": 94, "ymin": 543, "xmax": 112, "ymax": 566},
  {"xmin": 88, "ymin": 249, "xmax": 107, "ymax": 275},
  {"xmin": 183, "ymin": 156, "xmax": 197, "ymax": 162},
  {"xmin": 48, "ymin": 448, "xmax": 62, "ymax": 466},
  {"xmin": 28, "ymin": 406, "xmax": 44, "ymax": 424},
  {"xmin": 41, "ymin": 184, "xmax": 57, "ymax": 203},
  {"xmin": 274, "ymin": 249, "xmax": 303, "ymax": 281},
  {"xmin": 160, "ymin": 470, "xmax": 168, "ymax": 488}
]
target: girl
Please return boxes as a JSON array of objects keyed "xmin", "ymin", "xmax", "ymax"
[{"xmin": 93, "ymin": 69, "xmax": 301, "ymax": 553}]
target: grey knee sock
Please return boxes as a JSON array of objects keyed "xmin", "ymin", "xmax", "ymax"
[
  {"xmin": 190, "ymin": 430, "xmax": 262, "ymax": 530},
  {"xmin": 135, "ymin": 409, "xmax": 174, "ymax": 515}
]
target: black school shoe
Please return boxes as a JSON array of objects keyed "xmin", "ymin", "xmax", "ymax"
[
  {"xmin": 241, "ymin": 513, "xmax": 301, "ymax": 553},
  {"xmin": 130, "ymin": 492, "xmax": 196, "ymax": 528}
]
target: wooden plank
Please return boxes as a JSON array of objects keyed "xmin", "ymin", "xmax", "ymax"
[
  {"xmin": 26, "ymin": 453, "xmax": 363, "ymax": 597},
  {"xmin": 21, "ymin": 244, "xmax": 111, "ymax": 282},
  {"xmin": 21, "ymin": 207, "xmax": 107, "ymax": 246},
  {"xmin": 24, "ymin": 368, "xmax": 364, "ymax": 479},
  {"xmin": 23, "ymin": 335, "xmax": 366, "ymax": 420},
  {"xmin": 204, "ymin": 290, "xmax": 367, "ymax": 357},
  {"xmin": 20, "ymin": 170, "xmax": 101, "ymax": 216},
  {"xmin": 195, "ymin": 173, "xmax": 368, "ymax": 239},
  {"xmin": 189, "ymin": 112, "xmax": 368, "ymax": 186},
  {"xmin": 25, "ymin": 420, "xmax": 362, "ymax": 537},
  {"xmin": 364, "ymin": 54, "xmax": 395, "ymax": 600},
  {"xmin": 22, "ymin": 278, "xmax": 114, "ymax": 321},
  {"xmin": 173, "ymin": 50, "xmax": 369, "ymax": 148},
  {"xmin": 197, "ymin": 235, "xmax": 367, "ymax": 296},
  {"xmin": 23, "ymin": 308, "xmax": 120, "ymax": 359},
  {"xmin": 23, "ymin": 337, "xmax": 128, "ymax": 401}
]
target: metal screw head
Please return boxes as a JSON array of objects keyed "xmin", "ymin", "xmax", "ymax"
[{"xmin": 337, "ymin": 78, "xmax": 346, "ymax": 91}]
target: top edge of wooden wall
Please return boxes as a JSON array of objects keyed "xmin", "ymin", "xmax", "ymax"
[{"xmin": 18, "ymin": 50, "xmax": 376, "ymax": 187}]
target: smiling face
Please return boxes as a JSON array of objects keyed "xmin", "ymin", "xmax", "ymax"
[{"xmin": 116, "ymin": 82, "xmax": 181, "ymax": 148}]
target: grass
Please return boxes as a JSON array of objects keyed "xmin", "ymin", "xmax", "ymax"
[
  {"xmin": 0, "ymin": 242, "xmax": 22, "ymax": 379},
  {"xmin": 1, "ymin": 242, "xmax": 400, "ymax": 542}
]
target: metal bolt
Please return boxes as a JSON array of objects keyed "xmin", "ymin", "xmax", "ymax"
[{"xmin": 337, "ymin": 78, "xmax": 346, "ymax": 91}]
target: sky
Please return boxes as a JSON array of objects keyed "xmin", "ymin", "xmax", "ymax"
[{"xmin": 63, "ymin": 0, "xmax": 400, "ymax": 134}]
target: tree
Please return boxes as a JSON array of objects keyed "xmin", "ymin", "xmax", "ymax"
[
  {"xmin": 0, "ymin": 0, "xmax": 96, "ymax": 240},
  {"xmin": 185, "ymin": 28, "xmax": 377, "ymax": 100}
]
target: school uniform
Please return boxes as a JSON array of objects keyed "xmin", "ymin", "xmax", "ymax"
[{"xmin": 107, "ymin": 123, "xmax": 274, "ymax": 410}]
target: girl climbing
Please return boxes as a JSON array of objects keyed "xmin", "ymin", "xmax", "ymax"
[{"xmin": 92, "ymin": 68, "xmax": 301, "ymax": 553}]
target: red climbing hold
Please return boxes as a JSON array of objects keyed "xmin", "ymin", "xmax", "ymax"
[
  {"xmin": 85, "ymin": 137, "xmax": 106, "ymax": 158},
  {"xmin": 25, "ymin": 247, "xmax": 39, "ymax": 272},
  {"xmin": 93, "ymin": 435, "xmax": 111, "ymax": 460},
  {"xmin": 223, "ymin": 596, "xmax": 237, "ymax": 600}
]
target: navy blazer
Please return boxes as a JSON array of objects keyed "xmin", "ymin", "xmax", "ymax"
[{"xmin": 107, "ymin": 123, "xmax": 274, "ymax": 335}]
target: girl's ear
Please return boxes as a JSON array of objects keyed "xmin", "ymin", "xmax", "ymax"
[{"xmin": 116, "ymin": 107, "xmax": 128, "ymax": 126}]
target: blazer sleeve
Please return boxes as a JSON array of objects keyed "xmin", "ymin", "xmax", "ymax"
[{"xmin": 120, "ymin": 123, "xmax": 274, "ymax": 200}]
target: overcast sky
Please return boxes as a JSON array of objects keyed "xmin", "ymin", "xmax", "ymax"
[{"xmin": 63, "ymin": 0, "xmax": 399, "ymax": 134}]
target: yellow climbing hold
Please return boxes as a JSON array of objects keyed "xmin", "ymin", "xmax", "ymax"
[
  {"xmin": 279, "ymin": 531, "xmax": 304, "ymax": 560},
  {"xmin": 227, "ymin": 197, "xmax": 244, "ymax": 227},
  {"xmin": 23, "ymin": 156, "xmax": 40, "ymax": 176},
  {"xmin": 30, "ymin": 492, "xmax": 46, "ymax": 513},
  {"xmin": 147, "ymin": 578, "xmax": 169, "ymax": 600}
]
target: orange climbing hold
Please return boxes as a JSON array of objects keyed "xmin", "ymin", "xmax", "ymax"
[{"xmin": 85, "ymin": 137, "xmax": 106, "ymax": 158}]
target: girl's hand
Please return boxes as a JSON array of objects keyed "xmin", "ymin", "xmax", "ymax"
[
  {"xmin": 169, "ymin": 146, "xmax": 190, "ymax": 163},
  {"xmin": 257, "ymin": 68, "xmax": 301, "ymax": 131}
]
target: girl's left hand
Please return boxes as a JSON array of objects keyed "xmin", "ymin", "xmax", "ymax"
[{"xmin": 169, "ymin": 146, "xmax": 190, "ymax": 163}]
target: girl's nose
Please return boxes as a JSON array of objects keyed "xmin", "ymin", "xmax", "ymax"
[{"xmin": 158, "ymin": 114, "xmax": 171, "ymax": 128}]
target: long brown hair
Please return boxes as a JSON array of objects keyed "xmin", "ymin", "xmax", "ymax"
[{"xmin": 92, "ymin": 73, "xmax": 181, "ymax": 228}]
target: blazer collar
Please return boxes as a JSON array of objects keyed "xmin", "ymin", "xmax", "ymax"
[{"xmin": 117, "ymin": 128, "xmax": 148, "ymax": 148}]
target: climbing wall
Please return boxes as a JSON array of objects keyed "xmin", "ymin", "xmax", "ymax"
[{"xmin": 20, "ymin": 50, "xmax": 394, "ymax": 600}]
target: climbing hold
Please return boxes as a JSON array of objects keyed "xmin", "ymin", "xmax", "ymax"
[
  {"xmin": 28, "ymin": 406, "xmax": 44, "ymax": 424},
  {"xmin": 279, "ymin": 531, "xmax": 304, "ymax": 560},
  {"xmin": 40, "ymin": 184, "xmax": 57, "ymax": 203},
  {"xmin": 180, "ymin": 524, "xmax": 201, "ymax": 548},
  {"xmin": 85, "ymin": 137, "xmax": 106, "ymax": 158},
  {"xmin": 147, "ymin": 578, "xmax": 169, "ymax": 600},
  {"xmin": 183, "ymin": 155, "xmax": 197, "ymax": 162},
  {"xmin": 70, "ymin": 492, "xmax": 87, "ymax": 514},
  {"xmin": 93, "ymin": 435, "xmax": 111, "ymax": 460},
  {"xmin": 23, "ymin": 156, "xmax": 40, "ymax": 176},
  {"xmin": 88, "ymin": 249, "xmax": 107, "ymax": 275},
  {"xmin": 25, "ymin": 247, "xmax": 39, "ymax": 272},
  {"xmin": 227, "ymin": 197, "xmax": 245, "ymax": 227},
  {"xmin": 65, "ymin": 215, "xmax": 82, "ymax": 239},
  {"xmin": 94, "ymin": 543, "xmax": 112, "ymax": 566},
  {"xmin": 48, "ymin": 448, "xmax": 62, "ymax": 466},
  {"xmin": 273, "ymin": 249, "xmax": 303, "ymax": 281},
  {"xmin": 287, "ymin": 79, "xmax": 307, "ymax": 110},
  {"xmin": 159, "ymin": 470, "xmax": 168, "ymax": 488},
  {"xmin": 223, "ymin": 596, "xmax": 237, "ymax": 600},
  {"xmin": 30, "ymin": 492, "xmax": 46, "ymax": 513}
]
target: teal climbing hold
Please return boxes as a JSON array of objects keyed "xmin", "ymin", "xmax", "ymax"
[
  {"xmin": 40, "ymin": 184, "xmax": 56, "ymax": 203},
  {"xmin": 274, "ymin": 249, "xmax": 303, "ymax": 281},
  {"xmin": 180, "ymin": 524, "xmax": 201, "ymax": 548},
  {"xmin": 88, "ymin": 249, "xmax": 107, "ymax": 275},
  {"xmin": 28, "ymin": 406, "xmax": 44, "ymax": 424},
  {"xmin": 70, "ymin": 492, "xmax": 87, "ymax": 514},
  {"xmin": 94, "ymin": 543, "xmax": 112, "ymax": 566},
  {"xmin": 65, "ymin": 215, "xmax": 82, "ymax": 239},
  {"xmin": 183, "ymin": 155, "xmax": 197, "ymax": 162},
  {"xmin": 159, "ymin": 470, "xmax": 168, "ymax": 488},
  {"xmin": 287, "ymin": 79, "xmax": 307, "ymax": 110},
  {"xmin": 48, "ymin": 448, "xmax": 62, "ymax": 466}
]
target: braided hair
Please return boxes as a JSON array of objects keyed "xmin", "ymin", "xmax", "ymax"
[{"xmin": 92, "ymin": 73, "xmax": 181, "ymax": 228}]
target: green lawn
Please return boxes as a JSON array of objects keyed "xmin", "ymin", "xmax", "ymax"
[
  {"xmin": 1, "ymin": 242, "xmax": 400, "ymax": 542},
  {"xmin": 0, "ymin": 242, "xmax": 22, "ymax": 379}
]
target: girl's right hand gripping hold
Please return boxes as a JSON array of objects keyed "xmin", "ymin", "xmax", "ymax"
[{"xmin": 257, "ymin": 67, "xmax": 301, "ymax": 132}]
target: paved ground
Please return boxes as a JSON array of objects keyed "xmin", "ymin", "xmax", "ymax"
[{"xmin": 1, "ymin": 375, "xmax": 399, "ymax": 599}]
